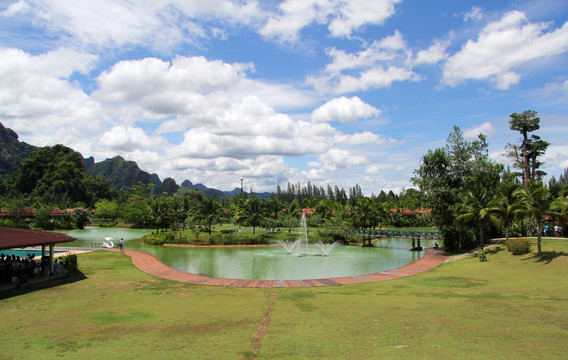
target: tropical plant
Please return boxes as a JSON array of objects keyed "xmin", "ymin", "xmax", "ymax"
[
  {"xmin": 455, "ymin": 184, "xmax": 500, "ymax": 250},
  {"xmin": 193, "ymin": 195, "xmax": 224, "ymax": 235},
  {"xmin": 490, "ymin": 180, "xmax": 524, "ymax": 241},
  {"xmin": 235, "ymin": 197, "xmax": 265, "ymax": 234},
  {"xmin": 515, "ymin": 184, "xmax": 555, "ymax": 255}
]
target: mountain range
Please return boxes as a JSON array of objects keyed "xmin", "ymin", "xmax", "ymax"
[{"xmin": 0, "ymin": 122, "xmax": 267, "ymax": 199}]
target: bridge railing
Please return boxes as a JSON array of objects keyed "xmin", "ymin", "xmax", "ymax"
[{"xmin": 341, "ymin": 228, "xmax": 440, "ymax": 240}]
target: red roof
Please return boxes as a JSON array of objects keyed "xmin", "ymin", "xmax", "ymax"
[
  {"xmin": 0, "ymin": 227, "xmax": 76, "ymax": 250},
  {"xmin": 49, "ymin": 208, "xmax": 67, "ymax": 216},
  {"xmin": 0, "ymin": 207, "xmax": 36, "ymax": 217}
]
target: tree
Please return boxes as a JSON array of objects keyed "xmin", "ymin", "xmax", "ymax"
[
  {"xmin": 236, "ymin": 197, "xmax": 265, "ymax": 234},
  {"xmin": 515, "ymin": 184, "xmax": 555, "ymax": 255},
  {"xmin": 455, "ymin": 184, "xmax": 500, "ymax": 250},
  {"xmin": 149, "ymin": 198, "xmax": 171, "ymax": 234},
  {"xmin": 350, "ymin": 197, "xmax": 381, "ymax": 246},
  {"xmin": 193, "ymin": 195, "xmax": 224, "ymax": 235},
  {"xmin": 93, "ymin": 199, "xmax": 120, "ymax": 221},
  {"xmin": 491, "ymin": 180, "xmax": 524, "ymax": 241},
  {"xmin": 413, "ymin": 127, "xmax": 502, "ymax": 251},
  {"xmin": 507, "ymin": 110, "xmax": 549, "ymax": 186}
]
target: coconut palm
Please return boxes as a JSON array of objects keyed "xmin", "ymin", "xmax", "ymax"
[
  {"xmin": 236, "ymin": 197, "xmax": 265, "ymax": 234},
  {"xmin": 193, "ymin": 195, "xmax": 224, "ymax": 235},
  {"xmin": 149, "ymin": 198, "xmax": 170, "ymax": 234},
  {"xmin": 514, "ymin": 184, "xmax": 555, "ymax": 255},
  {"xmin": 490, "ymin": 181, "xmax": 525, "ymax": 241},
  {"xmin": 351, "ymin": 197, "xmax": 376, "ymax": 246},
  {"xmin": 455, "ymin": 184, "xmax": 500, "ymax": 250}
]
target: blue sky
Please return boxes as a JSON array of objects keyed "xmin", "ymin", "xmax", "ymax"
[{"xmin": 1, "ymin": 0, "xmax": 567, "ymax": 195}]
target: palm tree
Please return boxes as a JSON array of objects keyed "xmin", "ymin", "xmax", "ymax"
[
  {"xmin": 149, "ymin": 198, "xmax": 170, "ymax": 234},
  {"xmin": 170, "ymin": 197, "xmax": 188, "ymax": 230},
  {"xmin": 286, "ymin": 199, "xmax": 302, "ymax": 220},
  {"xmin": 455, "ymin": 184, "xmax": 500, "ymax": 250},
  {"xmin": 514, "ymin": 184, "xmax": 554, "ymax": 255},
  {"xmin": 265, "ymin": 196, "xmax": 285, "ymax": 223},
  {"xmin": 372, "ymin": 200, "xmax": 392, "ymax": 231},
  {"xmin": 194, "ymin": 196, "xmax": 224, "ymax": 235},
  {"xmin": 351, "ymin": 198, "xmax": 376, "ymax": 246},
  {"xmin": 236, "ymin": 197, "xmax": 265, "ymax": 234},
  {"xmin": 491, "ymin": 181, "xmax": 524, "ymax": 241}
]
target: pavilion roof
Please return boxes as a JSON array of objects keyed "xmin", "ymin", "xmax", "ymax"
[{"xmin": 0, "ymin": 227, "xmax": 75, "ymax": 251}]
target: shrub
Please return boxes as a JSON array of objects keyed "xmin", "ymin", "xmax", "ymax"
[
  {"xmin": 505, "ymin": 238, "xmax": 532, "ymax": 255},
  {"xmin": 208, "ymin": 233, "xmax": 271, "ymax": 245},
  {"xmin": 317, "ymin": 228, "xmax": 348, "ymax": 244},
  {"xmin": 143, "ymin": 232, "xmax": 174, "ymax": 245},
  {"xmin": 59, "ymin": 253, "xmax": 78, "ymax": 274}
]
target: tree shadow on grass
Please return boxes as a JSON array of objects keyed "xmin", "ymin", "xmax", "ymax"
[
  {"xmin": 0, "ymin": 271, "xmax": 87, "ymax": 300},
  {"xmin": 523, "ymin": 251, "xmax": 568, "ymax": 265}
]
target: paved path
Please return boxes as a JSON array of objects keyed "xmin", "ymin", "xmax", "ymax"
[{"xmin": 107, "ymin": 248, "xmax": 449, "ymax": 288}]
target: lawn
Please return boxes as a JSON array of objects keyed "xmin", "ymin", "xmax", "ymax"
[{"xmin": 1, "ymin": 238, "xmax": 567, "ymax": 359}]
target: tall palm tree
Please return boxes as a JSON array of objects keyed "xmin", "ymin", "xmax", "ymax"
[
  {"xmin": 265, "ymin": 196, "xmax": 285, "ymax": 222},
  {"xmin": 491, "ymin": 181, "xmax": 524, "ymax": 241},
  {"xmin": 372, "ymin": 200, "xmax": 392, "ymax": 231},
  {"xmin": 514, "ymin": 184, "xmax": 554, "ymax": 255},
  {"xmin": 236, "ymin": 197, "xmax": 265, "ymax": 234},
  {"xmin": 455, "ymin": 184, "xmax": 500, "ymax": 250},
  {"xmin": 149, "ymin": 198, "xmax": 170, "ymax": 234},
  {"xmin": 286, "ymin": 199, "xmax": 302, "ymax": 220},
  {"xmin": 351, "ymin": 198, "xmax": 376, "ymax": 246},
  {"xmin": 194, "ymin": 196, "xmax": 224, "ymax": 235}
]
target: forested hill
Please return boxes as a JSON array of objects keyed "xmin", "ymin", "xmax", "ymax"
[
  {"xmin": 0, "ymin": 122, "xmax": 36, "ymax": 183},
  {"xmin": 85, "ymin": 155, "xmax": 161, "ymax": 191},
  {"xmin": 0, "ymin": 122, "xmax": 268, "ymax": 199}
]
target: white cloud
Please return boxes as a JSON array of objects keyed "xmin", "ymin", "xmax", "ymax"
[
  {"xmin": 463, "ymin": 6, "xmax": 484, "ymax": 22},
  {"xmin": 443, "ymin": 11, "xmax": 568, "ymax": 89},
  {"xmin": 99, "ymin": 126, "xmax": 168, "ymax": 152},
  {"xmin": 317, "ymin": 148, "xmax": 369, "ymax": 171},
  {"xmin": 2, "ymin": 0, "xmax": 265, "ymax": 51},
  {"xmin": 542, "ymin": 79, "xmax": 568, "ymax": 99},
  {"xmin": 260, "ymin": 0, "xmax": 400, "ymax": 42},
  {"xmin": 327, "ymin": 0, "xmax": 401, "ymax": 38},
  {"xmin": 307, "ymin": 31, "xmax": 421, "ymax": 94},
  {"xmin": 0, "ymin": 48, "xmax": 103, "ymax": 143},
  {"xmin": 413, "ymin": 40, "xmax": 449, "ymax": 65},
  {"xmin": 1, "ymin": 0, "xmax": 30, "ymax": 16},
  {"xmin": 311, "ymin": 96, "xmax": 380, "ymax": 123},
  {"xmin": 463, "ymin": 122, "xmax": 495, "ymax": 140}
]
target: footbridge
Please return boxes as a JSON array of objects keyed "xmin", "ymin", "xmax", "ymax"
[{"xmin": 344, "ymin": 229, "xmax": 441, "ymax": 240}]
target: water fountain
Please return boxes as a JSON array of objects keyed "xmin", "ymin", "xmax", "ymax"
[
  {"xmin": 277, "ymin": 213, "xmax": 340, "ymax": 257},
  {"xmin": 316, "ymin": 241, "xmax": 340, "ymax": 256},
  {"xmin": 298, "ymin": 212, "xmax": 309, "ymax": 257},
  {"xmin": 275, "ymin": 239, "xmax": 302, "ymax": 254}
]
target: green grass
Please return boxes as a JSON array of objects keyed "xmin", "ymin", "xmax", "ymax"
[{"xmin": 1, "ymin": 239, "xmax": 567, "ymax": 359}]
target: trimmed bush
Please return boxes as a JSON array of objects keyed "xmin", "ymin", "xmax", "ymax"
[
  {"xmin": 208, "ymin": 233, "xmax": 271, "ymax": 245},
  {"xmin": 505, "ymin": 238, "xmax": 532, "ymax": 255},
  {"xmin": 143, "ymin": 232, "xmax": 175, "ymax": 245}
]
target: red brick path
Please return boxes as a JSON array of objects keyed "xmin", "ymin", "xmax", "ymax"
[{"xmin": 106, "ymin": 248, "xmax": 449, "ymax": 288}]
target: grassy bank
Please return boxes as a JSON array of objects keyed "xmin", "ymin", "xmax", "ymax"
[{"xmin": 1, "ymin": 239, "xmax": 567, "ymax": 359}]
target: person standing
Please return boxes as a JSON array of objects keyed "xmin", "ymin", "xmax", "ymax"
[{"xmin": 119, "ymin": 238, "xmax": 124, "ymax": 253}]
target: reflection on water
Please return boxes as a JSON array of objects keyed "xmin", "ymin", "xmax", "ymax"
[{"xmin": 60, "ymin": 227, "xmax": 436, "ymax": 280}]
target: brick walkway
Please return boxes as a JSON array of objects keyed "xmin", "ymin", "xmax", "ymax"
[{"xmin": 107, "ymin": 248, "xmax": 449, "ymax": 288}]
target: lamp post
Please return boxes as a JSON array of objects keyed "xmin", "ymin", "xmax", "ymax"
[{"xmin": 240, "ymin": 178, "xmax": 244, "ymax": 197}]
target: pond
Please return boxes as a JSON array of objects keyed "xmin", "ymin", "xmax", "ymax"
[{"xmin": 58, "ymin": 227, "xmax": 436, "ymax": 281}]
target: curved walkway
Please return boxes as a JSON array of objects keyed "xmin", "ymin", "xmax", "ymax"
[{"xmin": 106, "ymin": 248, "xmax": 449, "ymax": 288}]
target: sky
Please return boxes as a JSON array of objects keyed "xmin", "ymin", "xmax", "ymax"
[{"xmin": 1, "ymin": 0, "xmax": 567, "ymax": 196}]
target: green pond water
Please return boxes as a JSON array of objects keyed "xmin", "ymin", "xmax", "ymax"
[{"xmin": 58, "ymin": 227, "xmax": 435, "ymax": 280}]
